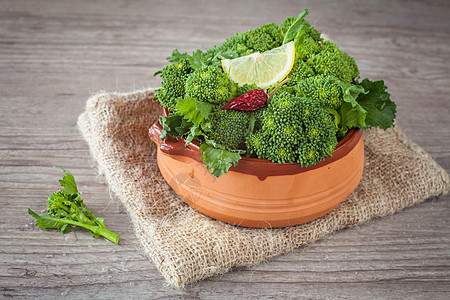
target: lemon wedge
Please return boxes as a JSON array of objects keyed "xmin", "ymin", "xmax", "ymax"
[{"xmin": 221, "ymin": 41, "xmax": 295, "ymax": 89}]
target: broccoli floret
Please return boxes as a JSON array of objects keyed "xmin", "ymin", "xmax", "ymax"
[
  {"xmin": 286, "ymin": 59, "xmax": 315, "ymax": 86},
  {"xmin": 215, "ymin": 31, "xmax": 244, "ymax": 55},
  {"xmin": 297, "ymin": 18, "xmax": 322, "ymax": 42},
  {"xmin": 245, "ymin": 23, "xmax": 284, "ymax": 53},
  {"xmin": 238, "ymin": 83, "xmax": 260, "ymax": 95},
  {"xmin": 208, "ymin": 109, "xmax": 252, "ymax": 150},
  {"xmin": 295, "ymin": 33, "xmax": 321, "ymax": 60},
  {"xmin": 294, "ymin": 75, "xmax": 344, "ymax": 109},
  {"xmin": 216, "ymin": 33, "xmax": 250, "ymax": 57},
  {"xmin": 307, "ymin": 41, "xmax": 359, "ymax": 83},
  {"xmin": 153, "ymin": 89, "xmax": 175, "ymax": 111},
  {"xmin": 185, "ymin": 65, "xmax": 233, "ymax": 105},
  {"xmin": 246, "ymin": 90, "xmax": 337, "ymax": 166},
  {"xmin": 155, "ymin": 59, "xmax": 192, "ymax": 110},
  {"xmin": 217, "ymin": 22, "xmax": 284, "ymax": 57}
]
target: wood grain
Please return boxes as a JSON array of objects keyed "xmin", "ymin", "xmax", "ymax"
[{"xmin": 1, "ymin": 0, "xmax": 449, "ymax": 298}]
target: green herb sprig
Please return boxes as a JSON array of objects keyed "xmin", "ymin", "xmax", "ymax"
[{"xmin": 28, "ymin": 169, "xmax": 119, "ymax": 244}]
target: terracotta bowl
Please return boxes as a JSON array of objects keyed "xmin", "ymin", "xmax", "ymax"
[{"xmin": 148, "ymin": 112, "xmax": 364, "ymax": 228}]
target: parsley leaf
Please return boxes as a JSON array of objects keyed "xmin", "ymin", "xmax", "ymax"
[
  {"xmin": 200, "ymin": 143, "xmax": 243, "ymax": 178},
  {"xmin": 190, "ymin": 50, "xmax": 208, "ymax": 70},
  {"xmin": 176, "ymin": 97, "xmax": 205, "ymax": 126}
]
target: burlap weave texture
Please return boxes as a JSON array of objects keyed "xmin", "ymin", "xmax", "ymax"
[{"xmin": 77, "ymin": 88, "xmax": 449, "ymax": 288}]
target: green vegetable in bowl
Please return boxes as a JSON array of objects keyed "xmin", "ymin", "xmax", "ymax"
[
  {"xmin": 153, "ymin": 55, "xmax": 191, "ymax": 111},
  {"xmin": 153, "ymin": 9, "xmax": 396, "ymax": 178},
  {"xmin": 185, "ymin": 65, "xmax": 235, "ymax": 105},
  {"xmin": 246, "ymin": 89, "xmax": 337, "ymax": 166}
]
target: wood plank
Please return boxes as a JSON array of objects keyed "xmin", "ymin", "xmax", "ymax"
[{"xmin": 1, "ymin": 0, "xmax": 449, "ymax": 298}]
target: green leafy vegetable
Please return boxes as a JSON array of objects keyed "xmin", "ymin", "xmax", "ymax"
[
  {"xmin": 282, "ymin": 9, "xmax": 309, "ymax": 44},
  {"xmin": 159, "ymin": 113, "xmax": 193, "ymax": 140},
  {"xmin": 185, "ymin": 125, "xmax": 203, "ymax": 145},
  {"xmin": 59, "ymin": 169, "xmax": 78, "ymax": 194},
  {"xmin": 153, "ymin": 9, "xmax": 398, "ymax": 177},
  {"xmin": 190, "ymin": 49, "xmax": 208, "ymax": 70},
  {"xmin": 339, "ymin": 81, "xmax": 366, "ymax": 107},
  {"xmin": 200, "ymin": 141, "xmax": 244, "ymax": 178},
  {"xmin": 167, "ymin": 49, "xmax": 191, "ymax": 63},
  {"xmin": 357, "ymin": 78, "xmax": 396, "ymax": 130},
  {"xmin": 334, "ymin": 81, "xmax": 367, "ymax": 137},
  {"xmin": 174, "ymin": 97, "xmax": 217, "ymax": 145},
  {"xmin": 153, "ymin": 49, "xmax": 191, "ymax": 76},
  {"xmin": 337, "ymin": 102, "xmax": 367, "ymax": 137},
  {"xmin": 334, "ymin": 78, "xmax": 396, "ymax": 136},
  {"xmin": 175, "ymin": 97, "xmax": 214, "ymax": 126},
  {"xmin": 28, "ymin": 169, "xmax": 119, "ymax": 244}
]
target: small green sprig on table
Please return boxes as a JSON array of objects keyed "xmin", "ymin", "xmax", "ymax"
[{"xmin": 28, "ymin": 169, "xmax": 119, "ymax": 244}]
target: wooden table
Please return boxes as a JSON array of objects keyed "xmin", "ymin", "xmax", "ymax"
[{"xmin": 1, "ymin": 0, "xmax": 449, "ymax": 298}]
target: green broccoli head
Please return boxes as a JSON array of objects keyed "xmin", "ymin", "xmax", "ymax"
[
  {"xmin": 286, "ymin": 59, "xmax": 316, "ymax": 86},
  {"xmin": 221, "ymin": 32, "xmax": 251, "ymax": 56},
  {"xmin": 294, "ymin": 75, "xmax": 344, "ymax": 109},
  {"xmin": 245, "ymin": 23, "xmax": 284, "ymax": 53},
  {"xmin": 217, "ymin": 22, "xmax": 284, "ymax": 57},
  {"xmin": 155, "ymin": 59, "xmax": 192, "ymax": 110},
  {"xmin": 185, "ymin": 65, "xmax": 233, "ymax": 105},
  {"xmin": 246, "ymin": 90, "xmax": 337, "ymax": 166},
  {"xmin": 208, "ymin": 109, "xmax": 252, "ymax": 150},
  {"xmin": 307, "ymin": 41, "xmax": 359, "ymax": 83},
  {"xmin": 154, "ymin": 88, "xmax": 176, "ymax": 111},
  {"xmin": 295, "ymin": 34, "xmax": 321, "ymax": 60},
  {"xmin": 46, "ymin": 190, "xmax": 74, "ymax": 219},
  {"xmin": 295, "ymin": 100, "xmax": 337, "ymax": 167}
]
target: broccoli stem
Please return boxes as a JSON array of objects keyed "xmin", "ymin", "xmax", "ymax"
[
  {"xmin": 58, "ymin": 218, "xmax": 119, "ymax": 245},
  {"xmin": 29, "ymin": 208, "xmax": 119, "ymax": 245}
]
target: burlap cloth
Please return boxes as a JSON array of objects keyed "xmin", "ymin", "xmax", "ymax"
[{"xmin": 77, "ymin": 88, "xmax": 449, "ymax": 288}]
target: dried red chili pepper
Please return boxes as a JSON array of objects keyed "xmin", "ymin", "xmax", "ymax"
[
  {"xmin": 220, "ymin": 78, "xmax": 290, "ymax": 112},
  {"xmin": 221, "ymin": 89, "xmax": 267, "ymax": 111}
]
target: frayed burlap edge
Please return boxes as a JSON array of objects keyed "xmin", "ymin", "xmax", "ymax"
[{"xmin": 77, "ymin": 88, "xmax": 450, "ymax": 288}]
